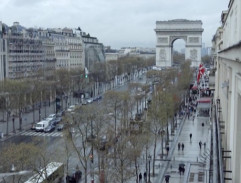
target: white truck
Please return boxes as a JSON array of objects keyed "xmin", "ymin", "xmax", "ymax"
[{"xmin": 35, "ymin": 120, "xmax": 51, "ymax": 132}]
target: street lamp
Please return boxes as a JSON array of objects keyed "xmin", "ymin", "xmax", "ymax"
[
  {"xmin": 148, "ymin": 154, "xmax": 151, "ymax": 183},
  {"xmin": 39, "ymin": 106, "xmax": 41, "ymax": 121},
  {"xmin": 12, "ymin": 117, "xmax": 15, "ymax": 133}
]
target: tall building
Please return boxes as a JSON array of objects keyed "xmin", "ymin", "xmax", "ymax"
[
  {"xmin": 38, "ymin": 28, "xmax": 84, "ymax": 71},
  {"xmin": 0, "ymin": 21, "xmax": 7, "ymax": 80},
  {"xmin": 213, "ymin": 0, "xmax": 241, "ymax": 182},
  {"xmin": 82, "ymin": 32, "xmax": 105, "ymax": 72},
  {"xmin": 0, "ymin": 22, "xmax": 87, "ymax": 80},
  {"xmin": 5, "ymin": 22, "xmax": 45, "ymax": 79}
]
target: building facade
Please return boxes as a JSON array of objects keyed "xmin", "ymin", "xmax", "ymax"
[
  {"xmin": 213, "ymin": 0, "xmax": 241, "ymax": 182},
  {"xmin": 5, "ymin": 23, "xmax": 45, "ymax": 79},
  {"xmin": 0, "ymin": 22, "xmax": 87, "ymax": 80},
  {"xmin": 39, "ymin": 28, "xmax": 84, "ymax": 71},
  {"xmin": 0, "ymin": 21, "xmax": 7, "ymax": 80},
  {"xmin": 82, "ymin": 33, "xmax": 105, "ymax": 72}
]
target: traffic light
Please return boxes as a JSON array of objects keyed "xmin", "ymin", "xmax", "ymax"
[{"xmin": 84, "ymin": 67, "xmax": 89, "ymax": 79}]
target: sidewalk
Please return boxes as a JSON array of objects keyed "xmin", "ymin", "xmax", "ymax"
[{"xmin": 153, "ymin": 112, "xmax": 211, "ymax": 183}]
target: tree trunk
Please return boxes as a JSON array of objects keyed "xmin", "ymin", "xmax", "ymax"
[
  {"xmin": 152, "ymin": 135, "xmax": 157, "ymax": 176},
  {"xmin": 19, "ymin": 109, "xmax": 22, "ymax": 131},
  {"xmin": 161, "ymin": 134, "xmax": 164, "ymax": 159},
  {"xmin": 6, "ymin": 111, "xmax": 9, "ymax": 135},
  {"xmin": 84, "ymin": 166, "xmax": 88, "ymax": 183},
  {"xmin": 135, "ymin": 159, "xmax": 138, "ymax": 183},
  {"xmin": 32, "ymin": 104, "xmax": 35, "ymax": 123},
  {"xmin": 12, "ymin": 117, "xmax": 15, "ymax": 133}
]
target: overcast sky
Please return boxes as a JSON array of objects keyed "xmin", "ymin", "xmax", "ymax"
[{"xmin": 0, "ymin": 0, "xmax": 229, "ymax": 49}]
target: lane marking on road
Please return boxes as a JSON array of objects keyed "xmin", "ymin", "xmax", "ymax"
[{"xmin": 20, "ymin": 131, "xmax": 63, "ymax": 137}]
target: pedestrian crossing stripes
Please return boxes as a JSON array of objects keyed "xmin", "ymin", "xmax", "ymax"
[{"xmin": 20, "ymin": 131, "xmax": 63, "ymax": 137}]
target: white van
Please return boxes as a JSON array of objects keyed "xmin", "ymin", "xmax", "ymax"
[{"xmin": 35, "ymin": 120, "xmax": 50, "ymax": 132}]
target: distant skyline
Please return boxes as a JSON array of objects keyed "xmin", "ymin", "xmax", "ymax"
[{"xmin": 0, "ymin": 0, "xmax": 229, "ymax": 49}]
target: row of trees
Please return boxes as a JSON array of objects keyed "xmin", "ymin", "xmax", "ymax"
[
  {"xmin": 0, "ymin": 56, "xmax": 155, "ymax": 136},
  {"xmin": 0, "ymin": 60, "xmax": 192, "ymax": 183},
  {"xmin": 61, "ymin": 61, "xmax": 193, "ymax": 182}
]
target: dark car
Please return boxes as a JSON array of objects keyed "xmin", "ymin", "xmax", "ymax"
[
  {"xmin": 55, "ymin": 117, "xmax": 62, "ymax": 124},
  {"xmin": 57, "ymin": 124, "xmax": 64, "ymax": 131},
  {"xmin": 44, "ymin": 125, "xmax": 55, "ymax": 133}
]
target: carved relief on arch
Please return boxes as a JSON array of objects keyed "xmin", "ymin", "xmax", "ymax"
[
  {"xmin": 159, "ymin": 49, "xmax": 166, "ymax": 61},
  {"xmin": 158, "ymin": 37, "xmax": 168, "ymax": 44},
  {"xmin": 189, "ymin": 37, "xmax": 199, "ymax": 43},
  {"xmin": 190, "ymin": 49, "xmax": 197, "ymax": 60}
]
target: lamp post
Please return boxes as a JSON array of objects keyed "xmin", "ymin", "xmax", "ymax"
[
  {"xmin": 148, "ymin": 154, "xmax": 151, "ymax": 183},
  {"xmin": 12, "ymin": 117, "xmax": 15, "ymax": 133},
  {"xmin": 39, "ymin": 106, "xmax": 41, "ymax": 121}
]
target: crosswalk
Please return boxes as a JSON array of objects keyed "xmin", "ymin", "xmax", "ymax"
[{"xmin": 20, "ymin": 131, "xmax": 63, "ymax": 137}]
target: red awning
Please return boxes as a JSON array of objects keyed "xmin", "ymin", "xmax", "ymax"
[{"xmin": 197, "ymin": 97, "xmax": 211, "ymax": 103}]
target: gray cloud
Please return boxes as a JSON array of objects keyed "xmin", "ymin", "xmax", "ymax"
[{"xmin": 0, "ymin": 0, "xmax": 229, "ymax": 49}]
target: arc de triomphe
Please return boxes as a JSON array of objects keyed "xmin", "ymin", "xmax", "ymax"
[{"xmin": 155, "ymin": 19, "xmax": 203, "ymax": 67}]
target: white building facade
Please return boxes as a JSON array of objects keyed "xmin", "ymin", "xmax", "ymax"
[{"xmin": 213, "ymin": 0, "xmax": 241, "ymax": 182}]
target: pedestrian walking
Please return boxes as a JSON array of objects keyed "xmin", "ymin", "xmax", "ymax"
[
  {"xmin": 199, "ymin": 141, "xmax": 202, "ymax": 150},
  {"xmin": 143, "ymin": 172, "xmax": 147, "ymax": 182},
  {"xmin": 166, "ymin": 146, "xmax": 170, "ymax": 155},
  {"xmin": 182, "ymin": 167, "xmax": 185, "ymax": 175},
  {"xmin": 193, "ymin": 115, "xmax": 195, "ymax": 122},
  {"xmin": 189, "ymin": 133, "xmax": 192, "ymax": 141},
  {"xmin": 182, "ymin": 143, "xmax": 184, "ymax": 151},
  {"xmin": 178, "ymin": 166, "xmax": 182, "ymax": 176},
  {"xmin": 139, "ymin": 173, "xmax": 142, "ymax": 182},
  {"xmin": 178, "ymin": 142, "xmax": 181, "ymax": 151},
  {"xmin": 204, "ymin": 142, "xmax": 206, "ymax": 149},
  {"xmin": 165, "ymin": 175, "xmax": 170, "ymax": 183}
]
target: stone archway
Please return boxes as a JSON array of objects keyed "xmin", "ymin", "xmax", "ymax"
[{"xmin": 155, "ymin": 19, "xmax": 203, "ymax": 67}]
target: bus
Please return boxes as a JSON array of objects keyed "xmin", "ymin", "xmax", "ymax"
[{"xmin": 25, "ymin": 162, "xmax": 64, "ymax": 183}]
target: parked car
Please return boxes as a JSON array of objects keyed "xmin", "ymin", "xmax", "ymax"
[
  {"xmin": 55, "ymin": 117, "xmax": 62, "ymax": 124},
  {"xmin": 93, "ymin": 96, "xmax": 98, "ymax": 102},
  {"xmin": 67, "ymin": 105, "xmax": 76, "ymax": 112},
  {"xmin": 82, "ymin": 100, "xmax": 87, "ymax": 105},
  {"xmin": 57, "ymin": 124, "xmax": 64, "ymax": 131},
  {"xmin": 44, "ymin": 125, "xmax": 55, "ymax": 133},
  {"xmin": 86, "ymin": 98, "xmax": 93, "ymax": 104},
  {"xmin": 48, "ymin": 114, "xmax": 56, "ymax": 119},
  {"xmin": 44, "ymin": 117, "xmax": 57, "ymax": 126}
]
